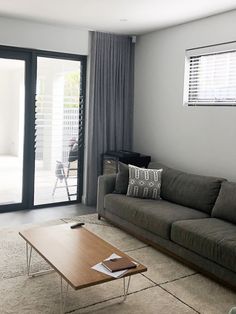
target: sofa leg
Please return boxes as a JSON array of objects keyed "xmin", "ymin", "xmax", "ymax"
[{"xmin": 98, "ymin": 214, "xmax": 101, "ymax": 220}]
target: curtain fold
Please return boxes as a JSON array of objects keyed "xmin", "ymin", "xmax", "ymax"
[{"xmin": 85, "ymin": 31, "xmax": 134, "ymax": 205}]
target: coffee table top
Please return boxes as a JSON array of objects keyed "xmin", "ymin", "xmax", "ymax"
[{"xmin": 19, "ymin": 224, "xmax": 147, "ymax": 290}]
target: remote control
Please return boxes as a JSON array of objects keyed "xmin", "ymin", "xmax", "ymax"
[{"xmin": 70, "ymin": 222, "xmax": 85, "ymax": 229}]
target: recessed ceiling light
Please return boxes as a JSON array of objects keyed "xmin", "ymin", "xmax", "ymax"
[{"xmin": 120, "ymin": 18, "xmax": 128, "ymax": 22}]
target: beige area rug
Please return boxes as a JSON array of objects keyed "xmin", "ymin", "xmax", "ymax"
[{"xmin": 0, "ymin": 214, "xmax": 236, "ymax": 314}]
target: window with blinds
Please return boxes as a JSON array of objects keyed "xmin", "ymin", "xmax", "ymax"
[{"xmin": 184, "ymin": 42, "xmax": 236, "ymax": 106}]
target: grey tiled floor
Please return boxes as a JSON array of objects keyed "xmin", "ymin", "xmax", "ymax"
[{"xmin": 0, "ymin": 203, "xmax": 96, "ymax": 227}]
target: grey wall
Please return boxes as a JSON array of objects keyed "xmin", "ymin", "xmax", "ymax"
[{"xmin": 134, "ymin": 10, "xmax": 236, "ymax": 181}]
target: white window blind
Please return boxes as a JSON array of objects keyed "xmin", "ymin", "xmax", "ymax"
[{"xmin": 184, "ymin": 43, "xmax": 236, "ymax": 106}]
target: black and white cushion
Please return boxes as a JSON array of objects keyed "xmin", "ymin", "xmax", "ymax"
[{"xmin": 127, "ymin": 165, "xmax": 162, "ymax": 200}]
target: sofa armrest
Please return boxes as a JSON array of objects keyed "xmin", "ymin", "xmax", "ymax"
[{"xmin": 97, "ymin": 174, "xmax": 116, "ymax": 215}]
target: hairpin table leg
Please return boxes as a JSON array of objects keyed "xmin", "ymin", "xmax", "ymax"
[
  {"xmin": 25, "ymin": 242, "xmax": 54, "ymax": 277},
  {"xmin": 123, "ymin": 276, "xmax": 131, "ymax": 302},
  {"xmin": 60, "ymin": 276, "xmax": 69, "ymax": 314},
  {"xmin": 26, "ymin": 242, "xmax": 32, "ymax": 276}
]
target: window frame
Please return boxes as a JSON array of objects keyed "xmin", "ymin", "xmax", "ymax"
[
  {"xmin": 183, "ymin": 41, "xmax": 236, "ymax": 107},
  {"xmin": 0, "ymin": 45, "xmax": 87, "ymax": 213}
]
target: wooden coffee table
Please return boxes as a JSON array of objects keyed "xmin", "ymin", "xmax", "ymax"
[{"xmin": 19, "ymin": 223, "xmax": 147, "ymax": 313}]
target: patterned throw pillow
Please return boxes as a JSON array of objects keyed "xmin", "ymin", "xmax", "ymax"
[{"xmin": 127, "ymin": 165, "xmax": 162, "ymax": 200}]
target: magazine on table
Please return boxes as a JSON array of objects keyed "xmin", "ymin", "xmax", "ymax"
[{"xmin": 91, "ymin": 253, "xmax": 138, "ymax": 278}]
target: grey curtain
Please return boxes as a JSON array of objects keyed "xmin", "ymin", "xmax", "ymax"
[{"xmin": 85, "ymin": 31, "xmax": 135, "ymax": 205}]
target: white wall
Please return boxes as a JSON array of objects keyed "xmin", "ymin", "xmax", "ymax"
[
  {"xmin": 0, "ymin": 16, "xmax": 89, "ymax": 55},
  {"xmin": 8, "ymin": 69, "xmax": 24, "ymax": 156},
  {"xmin": 0, "ymin": 66, "xmax": 24, "ymax": 156},
  {"xmin": 0, "ymin": 70, "xmax": 11, "ymax": 154},
  {"xmin": 134, "ymin": 10, "xmax": 236, "ymax": 181}
]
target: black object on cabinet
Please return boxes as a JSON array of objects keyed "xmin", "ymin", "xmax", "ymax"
[{"xmin": 102, "ymin": 150, "xmax": 151, "ymax": 174}]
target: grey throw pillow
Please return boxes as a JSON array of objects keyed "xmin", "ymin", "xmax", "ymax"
[
  {"xmin": 212, "ymin": 181, "xmax": 236, "ymax": 224},
  {"xmin": 127, "ymin": 165, "xmax": 162, "ymax": 200},
  {"xmin": 114, "ymin": 162, "xmax": 129, "ymax": 194}
]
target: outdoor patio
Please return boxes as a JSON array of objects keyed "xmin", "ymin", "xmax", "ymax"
[{"xmin": 0, "ymin": 155, "xmax": 77, "ymax": 206}]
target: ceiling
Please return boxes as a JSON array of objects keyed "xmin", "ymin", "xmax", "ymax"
[{"xmin": 0, "ymin": 0, "xmax": 235, "ymax": 35}]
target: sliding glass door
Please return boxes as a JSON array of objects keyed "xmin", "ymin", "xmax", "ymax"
[
  {"xmin": 0, "ymin": 48, "xmax": 86, "ymax": 212},
  {"xmin": 0, "ymin": 50, "xmax": 33, "ymax": 210},
  {"xmin": 34, "ymin": 57, "xmax": 83, "ymax": 205}
]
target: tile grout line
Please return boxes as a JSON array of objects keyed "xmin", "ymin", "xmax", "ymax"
[
  {"xmin": 66, "ymin": 273, "xmax": 200, "ymax": 314},
  {"xmin": 65, "ymin": 281, "xmax": 200, "ymax": 314},
  {"xmin": 65, "ymin": 285, "xmax": 154, "ymax": 314},
  {"xmin": 140, "ymin": 273, "xmax": 201, "ymax": 314},
  {"xmin": 124, "ymin": 245, "xmax": 149, "ymax": 253},
  {"xmin": 159, "ymin": 285, "xmax": 201, "ymax": 314},
  {"xmin": 140, "ymin": 271, "xmax": 198, "ymax": 286},
  {"xmin": 158, "ymin": 272, "xmax": 198, "ymax": 285},
  {"xmin": 140, "ymin": 273, "xmax": 159, "ymax": 285}
]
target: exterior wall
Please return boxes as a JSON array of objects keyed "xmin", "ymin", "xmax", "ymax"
[{"xmin": 0, "ymin": 66, "xmax": 24, "ymax": 156}]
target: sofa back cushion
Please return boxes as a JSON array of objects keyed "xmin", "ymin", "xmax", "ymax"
[
  {"xmin": 212, "ymin": 181, "xmax": 236, "ymax": 224},
  {"xmin": 148, "ymin": 162, "xmax": 224, "ymax": 214},
  {"xmin": 114, "ymin": 162, "xmax": 129, "ymax": 194}
]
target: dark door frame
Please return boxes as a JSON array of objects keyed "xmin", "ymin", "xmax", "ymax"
[{"xmin": 0, "ymin": 45, "xmax": 87, "ymax": 213}]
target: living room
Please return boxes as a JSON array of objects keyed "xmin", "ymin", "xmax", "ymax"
[{"xmin": 0, "ymin": 1, "xmax": 236, "ymax": 313}]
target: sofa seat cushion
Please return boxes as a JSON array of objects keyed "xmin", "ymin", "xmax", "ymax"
[
  {"xmin": 104, "ymin": 194, "xmax": 209, "ymax": 240},
  {"xmin": 171, "ymin": 218, "xmax": 236, "ymax": 273}
]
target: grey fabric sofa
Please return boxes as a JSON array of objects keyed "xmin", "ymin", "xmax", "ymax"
[{"xmin": 97, "ymin": 162, "xmax": 236, "ymax": 289}]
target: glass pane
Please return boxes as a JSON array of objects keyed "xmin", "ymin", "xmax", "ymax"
[
  {"xmin": 34, "ymin": 57, "xmax": 81, "ymax": 205},
  {"xmin": 0, "ymin": 58, "xmax": 25, "ymax": 205},
  {"xmin": 188, "ymin": 51, "xmax": 236, "ymax": 104}
]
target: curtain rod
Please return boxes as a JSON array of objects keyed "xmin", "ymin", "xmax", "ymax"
[{"xmin": 186, "ymin": 39, "xmax": 236, "ymax": 52}]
